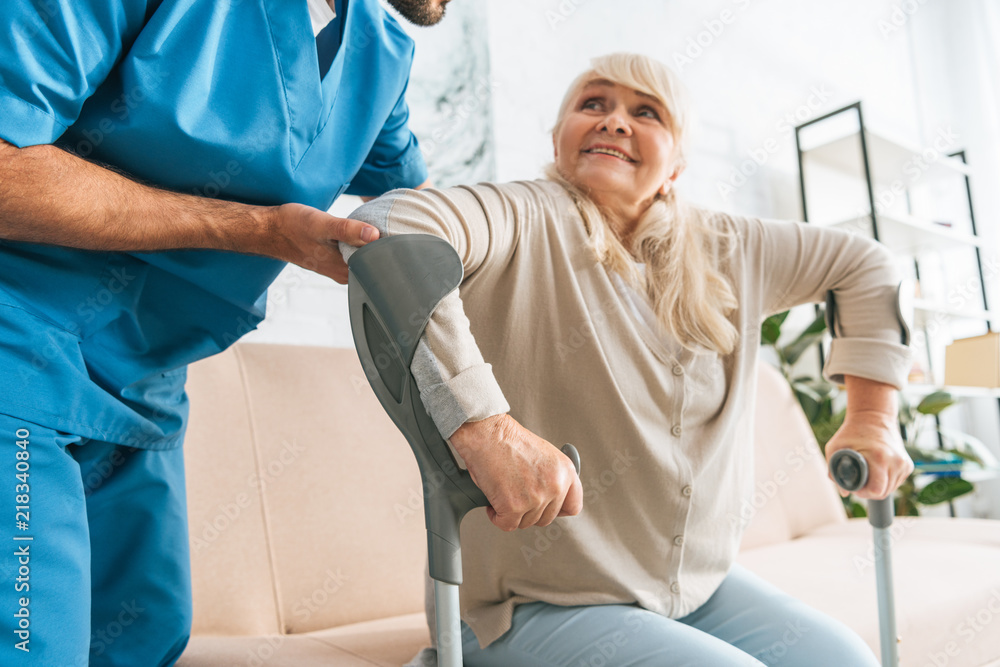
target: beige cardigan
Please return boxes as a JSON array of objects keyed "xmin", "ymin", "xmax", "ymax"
[{"xmin": 343, "ymin": 179, "xmax": 911, "ymax": 649}]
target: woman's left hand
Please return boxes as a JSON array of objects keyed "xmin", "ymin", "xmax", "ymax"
[{"xmin": 825, "ymin": 415, "xmax": 914, "ymax": 500}]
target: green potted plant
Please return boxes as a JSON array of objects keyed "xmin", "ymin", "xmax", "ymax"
[{"xmin": 760, "ymin": 310, "xmax": 996, "ymax": 517}]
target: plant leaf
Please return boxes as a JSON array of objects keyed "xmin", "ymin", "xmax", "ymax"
[
  {"xmin": 792, "ymin": 382, "xmax": 824, "ymax": 403},
  {"xmin": 802, "ymin": 309, "xmax": 828, "ymax": 335},
  {"xmin": 940, "ymin": 447, "xmax": 984, "ymax": 468},
  {"xmin": 781, "ymin": 312, "xmax": 828, "ymax": 365},
  {"xmin": 811, "ymin": 409, "xmax": 846, "ymax": 449},
  {"xmin": 796, "ymin": 390, "xmax": 821, "ymax": 423},
  {"xmin": 761, "ymin": 313, "xmax": 786, "ymax": 346},
  {"xmin": 847, "ymin": 499, "xmax": 867, "ymax": 518},
  {"xmin": 916, "ymin": 391, "xmax": 954, "ymax": 415},
  {"xmin": 795, "ymin": 378, "xmax": 835, "ymax": 399},
  {"xmin": 937, "ymin": 427, "xmax": 999, "ymax": 469},
  {"xmin": 895, "ymin": 493, "xmax": 921, "ymax": 516},
  {"xmin": 905, "ymin": 446, "xmax": 939, "ymax": 464},
  {"xmin": 906, "ymin": 446, "xmax": 962, "ymax": 464},
  {"xmin": 917, "ymin": 477, "xmax": 974, "ymax": 505}
]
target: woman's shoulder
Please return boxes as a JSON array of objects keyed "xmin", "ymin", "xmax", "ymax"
[
  {"xmin": 435, "ymin": 179, "xmax": 582, "ymax": 234},
  {"xmin": 365, "ymin": 179, "xmax": 560, "ymax": 219},
  {"xmin": 679, "ymin": 205, "xmax": 757, "ymax": 263},
  {"xmin": 685, "ymin": 205, "xmax": 757, "ymax": 236},
  {"xmin": 456, "ymin": 178, "xmax": 574, "ymax": 209}
]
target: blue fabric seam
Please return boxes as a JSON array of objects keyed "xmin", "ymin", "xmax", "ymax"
[
  {"xmin": 0, "ymin": 300, "xmax": 82, "ymax": 338},
  {"xmin": 397, "ymin": 148, "xmax": 424, "ymax": 168},
  {"xmin": 295, "ymin": 1, "xmax": 350, "ymax": 171},
  {"xmin": 362, "ymin": 143, "xmax": 424, "ymax": 171},
  {"xmin": 259, "ymin": 0, "xmax": 294, "ymax": 166},
  {"xmin": 0, "ymin": 404, "xmax": 182, "ymax": 448},
  {"xmin": 0, "ymin": 90, "xmax": 69, "ymax": 137}
]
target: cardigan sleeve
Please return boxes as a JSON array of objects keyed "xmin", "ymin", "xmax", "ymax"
[
  {"xmin": 746, "ymin": 217, "xmax": 912, "ymax": 389},
  {"xmin": 340, "ymin": 183, "xmax": 538, "ymax": 444}
]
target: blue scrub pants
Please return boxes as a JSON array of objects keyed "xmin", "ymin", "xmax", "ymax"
[
  {"xmin": 0, "ymin": 415, "xmax": 191, "ymax": 666},
  {"xmin": 460, "ymin": 564, "xmax": 879, "ymax": 666}
]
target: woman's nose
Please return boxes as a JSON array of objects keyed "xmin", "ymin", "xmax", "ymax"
[{"xmin": 600, "ymin": 110, "xmax": 631, "ymax": 136}]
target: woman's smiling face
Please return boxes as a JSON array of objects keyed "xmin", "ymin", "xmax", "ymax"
[{"xmin": 554, "ymin": 79, "xmax": 682, "ymax": 220}]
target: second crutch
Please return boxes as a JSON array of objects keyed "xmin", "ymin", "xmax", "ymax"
[{"xmin": 829, "ymin": 448, "xmax": 901, "ymax": 667}]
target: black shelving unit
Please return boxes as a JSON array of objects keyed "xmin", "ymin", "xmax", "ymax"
[{"xmin": 793, "ymin": 101, "xmax": 999, "ymax": 517}]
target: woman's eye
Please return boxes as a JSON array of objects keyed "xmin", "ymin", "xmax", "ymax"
[
  {"xmin": 581, "ymin": 99, "xmax": 603, "ymax": 111},
  {"xmin": 636, "ymin": 107, "xmax": 660, "ymax": 119}
]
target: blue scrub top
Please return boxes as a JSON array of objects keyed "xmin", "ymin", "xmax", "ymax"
[{"xmin": 0, "ymin": 0, "xmax": 428, "ymax": 449}]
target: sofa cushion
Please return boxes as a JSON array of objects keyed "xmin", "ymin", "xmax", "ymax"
[
  {"xmin": 737, "ymin": 517, "xmax": 1000, "ymax": 667},
  {"xmin": 184, "ymin": 344, "xmax": 429, "ymax": 636},
  {"xmin": 185, "ymin": 344, "xmax": 282, "ymax": 636},
  {"xmin": 177, "ymin": 612, "xmax": 430, "ymax": 667},
  {"xmin": 740, "ymin": 361, "xmax": 847, "ymax": 551}
]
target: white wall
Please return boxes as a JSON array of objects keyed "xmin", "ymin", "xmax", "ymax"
[{"xmin": 486, "ymin": 0, "xmax": 922, "ymax": 218}]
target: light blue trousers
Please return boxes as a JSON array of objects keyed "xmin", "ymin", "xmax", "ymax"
[
  {"xmin": 460, "ymin": 564, "xmax": 880, "ymax": 666},
  {"xmin": 0, "ymin": 415, "xmax": 191, "ymax": 667}
]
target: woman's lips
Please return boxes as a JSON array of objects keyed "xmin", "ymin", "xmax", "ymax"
[{"xmin": 582, "ymin": 145, "xmax": 636, "ymax": 162}]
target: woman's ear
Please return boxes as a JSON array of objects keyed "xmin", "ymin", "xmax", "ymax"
[
  {"xmin": 659, "ymin": 162, "xmax": 685, "ymax": 194},
  {"xmin": 552, "ymin": 133, "xmax": 558, "ymax": 160}
]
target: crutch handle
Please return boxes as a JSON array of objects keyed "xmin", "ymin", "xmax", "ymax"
[
  {"xmin": 828, "ymin": 449, "xmax": 894, "ymax": 528},
  {"xmin": 562, "ymin": 443, "xmax": 581, "ymax": 475},
  {"xmin": 829, "ymin": 449, "xmax": 868, "ymax": 491}
]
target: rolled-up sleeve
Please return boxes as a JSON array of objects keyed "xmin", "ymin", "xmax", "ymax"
[
  {"xmin": 0, "ymin": 0, "xmax": 148, "ymax": 148},
  {"xmin": 750, "ymin": 218, "xmax": 912, "ymax": 389}
]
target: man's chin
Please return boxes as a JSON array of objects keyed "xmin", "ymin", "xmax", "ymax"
[{"xmin": 387, "ymin": 0, "xmax": 448, "ymax": 26}]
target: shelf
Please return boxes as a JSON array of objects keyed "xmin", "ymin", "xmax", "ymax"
[
  {"xmin": 904, "ymin": 384, "xmax": 1000, "ymax": 399},
  {"xmin": 821, "ymin": 212, "xmax": 981, "ymax": 255},
  {"xmin": 799, "ymin": 103, "xmax": 998, "ymax": 507},
  {"xmin": 912, "ymin": 299, "xmax": 998, "ymax": 326},
  {"xmin": 914, "ymin": 467, "xmax": 1000, "ymax": 482},
  {"xmin": 958, "ymin": 469, "xmax": 1000, "ymax": 483},
  {"xmin": 802, "ymin": 127, "xmax": 971, "ymax": 185}
]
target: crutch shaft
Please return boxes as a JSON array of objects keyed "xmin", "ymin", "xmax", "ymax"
[
  {"xmin": 435, "ymin": 580, "xmax": 462, "ymax": 667},
  {"xmin": 829, "ymin": 451, "xmax": 900, "ymax": 667},
  {"xmin": 874, "ymin": 522, "xmax": 899, "ymax": 666}
]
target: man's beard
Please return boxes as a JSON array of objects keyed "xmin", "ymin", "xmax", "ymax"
[{"xmin": 386, "ymin": 0, "xmax": 448, "ymax": 26}]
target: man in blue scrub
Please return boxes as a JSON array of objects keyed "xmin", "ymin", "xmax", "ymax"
[{"xmin": 0, "ymin": 0, "xmax": 452, "ymax": 664}]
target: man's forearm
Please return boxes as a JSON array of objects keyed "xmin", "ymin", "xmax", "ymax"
[{"xmin": 0, "ymin": 140, "xmax": 271, "ymax": 253}]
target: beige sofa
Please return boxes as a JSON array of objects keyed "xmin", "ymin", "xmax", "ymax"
[{"xmin": 177, "ymin": 343, "xmax": 1000, "ymax": 667}]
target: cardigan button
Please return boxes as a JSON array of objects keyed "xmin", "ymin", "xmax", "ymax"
[
  {"xmin": 672, "ymin": 365, "xmax": 684, "ymax": 376},
  {"xmin": 670, "ymin": 582, "xmax": 682, "ymax": 595},
  {"xmin": 671, "ymin": 424, "xmax": 683, "ymax": 437},
  {"xmin": 674, "ymin": 535, "xmax": 685, "ymax": 547},
  {"xmin": 681, "ymin": 485, "xmax": 693, "ymax": 497}
]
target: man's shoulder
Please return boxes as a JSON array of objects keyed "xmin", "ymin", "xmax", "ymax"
[{"xmin": 352, "ymin": 0, "xmax": 416, "ymax": 59}]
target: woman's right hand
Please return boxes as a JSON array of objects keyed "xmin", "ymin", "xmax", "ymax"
[{"xmin": 449, "ymin": 414, "xmax": 583, "ymax": 532}]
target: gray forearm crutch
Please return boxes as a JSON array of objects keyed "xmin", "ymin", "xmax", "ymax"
[
  {"xmin": 347, "ymin": 234, "xmax": 580, "ymax": 667},
  {"xmin": 829, "ymin": 449, "xmax": 900, "ymax": 667}
]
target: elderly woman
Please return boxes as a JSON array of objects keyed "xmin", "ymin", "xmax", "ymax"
[{"xmin": 343, "ymin": 53, "xmax": 913, "ymax": 666}]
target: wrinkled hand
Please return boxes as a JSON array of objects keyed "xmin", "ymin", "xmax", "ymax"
[
  {"xmin": 267, "ymin": 203, "xmax": 380, "ymax": 283},
  {"xmin": 449, "ymin": 414, "xmax": 583, "ymax": 532},
  {"xmin": 825, "ymin": 415, "xmax": 914, "ymax": 500}
]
